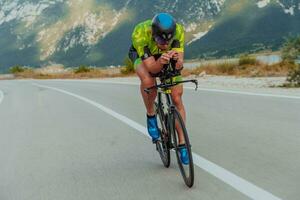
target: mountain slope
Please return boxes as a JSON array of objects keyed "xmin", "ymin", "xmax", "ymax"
[
  {"xmin": 0, "ymin": 0, "xmax": 226, "ymax": 71},
  {"xmin": 186, "ymin": 0, "xmax": 300, "ymax": 59},
  {"xmin": 0, "ymin": 0, "xmax": 300, "ymax": 72}
]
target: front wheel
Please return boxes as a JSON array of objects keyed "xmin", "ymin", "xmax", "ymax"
[
  {"xmin": 170, "ymin": 108, "xmax": 194, "ymax": 187},
  {"xmin": 155, "ymin": 102, "xmax": 170, "ymax": 168}
]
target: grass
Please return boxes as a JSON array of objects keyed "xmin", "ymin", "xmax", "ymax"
[
  {"xmin": 121, "ymin": 57, "xmax": 135, "ymax": 75},
  {"xmin": 10, "ymin": 65, "xmax": 134, "ymax": 79},
  {"xmin": 239, "ymin": 55, "xmax": 257, "ymax": 66},
  {"xmin": 9, "ymin": 65, "xmax": 25, "ymax": 73},
  {"xmin": 6, "ymin": 55, "xmax": 297, "ymax": 81},
  {"xmin": 74, "ymin": 65, "xmax": 91, "ymax": 73},
  {"xmin": 182, "ymin": 61, "xmax": 296, "ymax": 78},
  {"xmin": 279, "ymin": 65, "xmax": 300, "ymax": 88},
  {"xmin": 9, "ymin": 62, "xmax": 295, "ymax": 79}
]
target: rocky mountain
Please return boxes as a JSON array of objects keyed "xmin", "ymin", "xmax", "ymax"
[
  {"xmin": 0, "ymin": 0, "xmax": 299, "ymax": 72},
  {"xmin": 186, "ymin": 0, "xmax": 300, "ymax": 58}
]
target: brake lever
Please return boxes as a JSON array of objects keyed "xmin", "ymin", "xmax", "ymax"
[{"xmin": 192, "ymin": 79, "xmax": 198, "ymax": 91}]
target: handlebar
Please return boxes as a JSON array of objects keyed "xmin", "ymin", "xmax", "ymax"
[
  {"xmin": 161, "ymin": 59, "xmax": 178, "ymax": 79},
  {"xmin": 144, "ymin": 79, "xmax": 198, "ymax": 94},
  {"xmin": 144, "ymin": 58, "xmax": 198, "ymax": 94}
]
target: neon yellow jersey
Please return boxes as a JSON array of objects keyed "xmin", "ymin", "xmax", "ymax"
[{"xmin": 131, "ymin": 20, "xmax": 184, "ymax": 59}]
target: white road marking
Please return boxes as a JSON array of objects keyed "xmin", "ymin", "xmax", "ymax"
[
  {"xmin": 32, "ymin": 83, "xmax": 150, "ymax": 138},
  {"xmin": 43, "ymin": 79, "xmax": 300, "ymax": 100},
  {"xmin": 44, "ymin": 79, "xmax": 140, "ymax": 86},
  {"xmin": 33, "ymin": 83, "xmax": 282, "ymax": 200},
  {"xmin": 185, "ymin": 87, "xmax": 300, "ymax": 100},
  {"xmin": 0, "ymin": 90, "xmax": 4, "ymax": 105}
]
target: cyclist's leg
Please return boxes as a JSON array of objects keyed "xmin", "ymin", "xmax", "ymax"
[
  {"xmin": 171, "ymin": 80, "xmax": 186, "ymax": 145},
  {"xmin": 128, "ymin": 45, "xmax": 157, "ymax": 115},
  {"xmin": 136, "ymin": 60, "xmax": 161, "ymax": 141},
  {"xmin": 135, "ymin": 60, "xmax": 157, "ymax": 116},
  {"xmin": 171, "ymin": 80, "xmax": 190, "ymax": 164}
]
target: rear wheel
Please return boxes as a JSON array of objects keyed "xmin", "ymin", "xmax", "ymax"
[
  {"xmin": 155, "ymin": 102, "xmax": 170, "ymax": 168},
  {"xmin": 171, "ymin": 108, "xmax": 194, "ymax": 187}
]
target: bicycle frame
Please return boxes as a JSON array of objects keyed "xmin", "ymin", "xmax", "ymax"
[
  {"xmin": 146, "ymin": 75, "xmax": 197, "ymax": 187},
  {"xmin": 157, "ymin": 87, "xmax": 173, "ymax": 113},
  {"xmin": 156, "ymin": 87, "xmax": 177, "ymax": 149}
]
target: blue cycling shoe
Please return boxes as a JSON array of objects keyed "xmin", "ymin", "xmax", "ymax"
[
  {"xmin": 147, "ymin": 115, "xmax": 160, "ymax": 142},
  {"xmin": 179, "ymin": 145, "xmax": 189, "ymax": 165}
]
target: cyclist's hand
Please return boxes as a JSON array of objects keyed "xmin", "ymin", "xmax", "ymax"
[
  {"xmin": 173, "ymin": 53, "xmax": 179, "ymax": 61},
  {"xmin": 168, "ymin": 50, "xmax": 184, "ymax": 70},
  {"xmin": 159, "ymin": 53, "xmax": 171, "ymax": 65},
  {"xmin": 168, "ymin": 50, "xmax": 179, "ymax": 61}
]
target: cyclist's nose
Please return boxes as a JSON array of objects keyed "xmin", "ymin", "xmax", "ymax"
[{"xmin": 158, "ymin": 44, "xmax": 168, "ymax": 50}]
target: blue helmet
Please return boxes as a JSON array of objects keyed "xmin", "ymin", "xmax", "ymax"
[{"xmin": 152, "ymin": 13, "xmax": 176, "ymax": 44}]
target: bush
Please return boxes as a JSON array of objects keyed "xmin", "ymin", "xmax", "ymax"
[
  {"xmin": 281, "ymin": 36, "xmax": 300, "ymax": 63},
  {"xmin": 9, "ymin": 65, "xmax": 25, "ymax": 74},
  {"xmin": 121, "ymin": 57, "xmax": 134, "ymax": 74},
  {"xmin": 74, "ymin": 65, "xmax": 91, "ymax": 73},
  {"xmin": 285, "ymin": 65, "xmax": 300, "ymax": 87},
  {"xmin": 216, "ymin": 62, "xmax": 237, "ymax": 74},
  {"xmin": 239, "ymin": 55, "xmax": 257, "ymax": 66}
]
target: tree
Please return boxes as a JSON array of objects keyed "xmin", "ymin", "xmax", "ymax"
[
  {"xmin": 9, "ymin": 65, "xmax": 25, "ymax": 74},
  {"xmin": 286, "ymin": 65, "xmax": 300, "ymax": 87},
  {"xmin": 281, "ymin": 36, "xmax": 300, "ymax": 63},
  {"xmin": 121, "ymin": 57, "xmax": 134, "ymax": 74}
]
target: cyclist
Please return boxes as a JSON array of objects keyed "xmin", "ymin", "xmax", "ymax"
[{"xmin": 128, "ymin": 13, "xmax": 189, "ymax": 164}]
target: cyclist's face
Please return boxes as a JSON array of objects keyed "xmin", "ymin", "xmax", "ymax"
[
  {"xmin": 157, "ymin": 43, "xmax": 169, "ymax": 50},
  {"xmin": 154, "ymin": 35, "xmax": 172, "ymax": 50}
]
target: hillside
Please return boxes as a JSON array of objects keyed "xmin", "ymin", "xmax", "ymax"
[{"xmin": 0, "ymin": 0, "xmax": 299, "ymax": 72}]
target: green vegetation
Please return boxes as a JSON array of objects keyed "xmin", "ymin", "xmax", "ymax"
[
  {"xmin": 9, "ymin": 65, "xmax": 25, "ymax": 74},
  {"xmin": 286, "ymin": 66, "xmax": 300, "ymax": 87},
  {"xmin": 280, "ymin": 65, "xmax": 300, "ymax": 88},
  {"xmin": 184, "ymin": 59, "xmax": 294, "ymax": 78},
  {"xmin": 281, "ymin": 36, "xmax": 300, "ymax": 63},
  {"xmin": 5, "ymin": 64, "xmax": 124, "ymax": 79},
  {"xmin": 239, "ymin": 54, "xmax": 257, "ymax": 66},
  {"xmin": 280, "ymin": 36, "xmax": 300, "ymax": 87},
  {"xmin": 121, "ymin": 57, "xmax": 135, "ymax": 74},
  {"xmin": 216, "ymin": 62, "xmax": 237, "ymax": 74},
  {"xmin": 74, "ymin": 65, "xmax": 91, "ymax": 73}
]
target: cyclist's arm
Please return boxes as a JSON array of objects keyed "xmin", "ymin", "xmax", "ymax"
[
  {"xmin": 168, "ymin": 50, "xmax": 184, "ymax": 70},
  {"xmin": 142, "ymin": 56, "xmax": 164, "ymax": 74},
  {"xmin": 171, "ymin": 24, "xmax": 185, "ymax": 70},
  {"xmin": 134, "ymin": 44, "xmax": 169, "ymax": 74},
  {"xmin": 176, "ymin": 52, "xmax": 184, "ymax": 70},
  {"xmin": 132, "ymin": 30, "xmax": 165, "ymax": 74}
]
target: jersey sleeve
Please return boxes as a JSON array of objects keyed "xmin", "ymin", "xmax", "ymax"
[
  {"xmin": 172, "ymin": 24, "xmax": 185, "ymax": 53},
  {"xmin": 132, "ymin": 25, "xmax": 150, "ymax": 59}
]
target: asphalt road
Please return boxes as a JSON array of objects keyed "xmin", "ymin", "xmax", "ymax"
[{"xmin": 0, "ymin": 80, "xmax": 299, "ymax": 200}]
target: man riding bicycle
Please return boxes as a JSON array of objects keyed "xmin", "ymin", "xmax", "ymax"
[{"xmin": 129, "ymin": 13, "xmax": 189, "ymax": 164}]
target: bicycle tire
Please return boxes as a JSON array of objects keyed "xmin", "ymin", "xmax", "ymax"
[
  {"xmin": 170, "ymin": 108, "xmax": 194, "ymax": 187},
  {"xmin": 155, "ymin": 102, "xmax": 170, "ymax": 168}
]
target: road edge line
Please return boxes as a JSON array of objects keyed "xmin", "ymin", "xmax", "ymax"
[{"xmin": 0, "ymin": 90, "xmax": 4, "ymax": 105}]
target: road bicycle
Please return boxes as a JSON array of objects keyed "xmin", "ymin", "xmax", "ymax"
[{"xmin": 145, "ymin": 61, "xmax": 198, "ymax": 187}]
